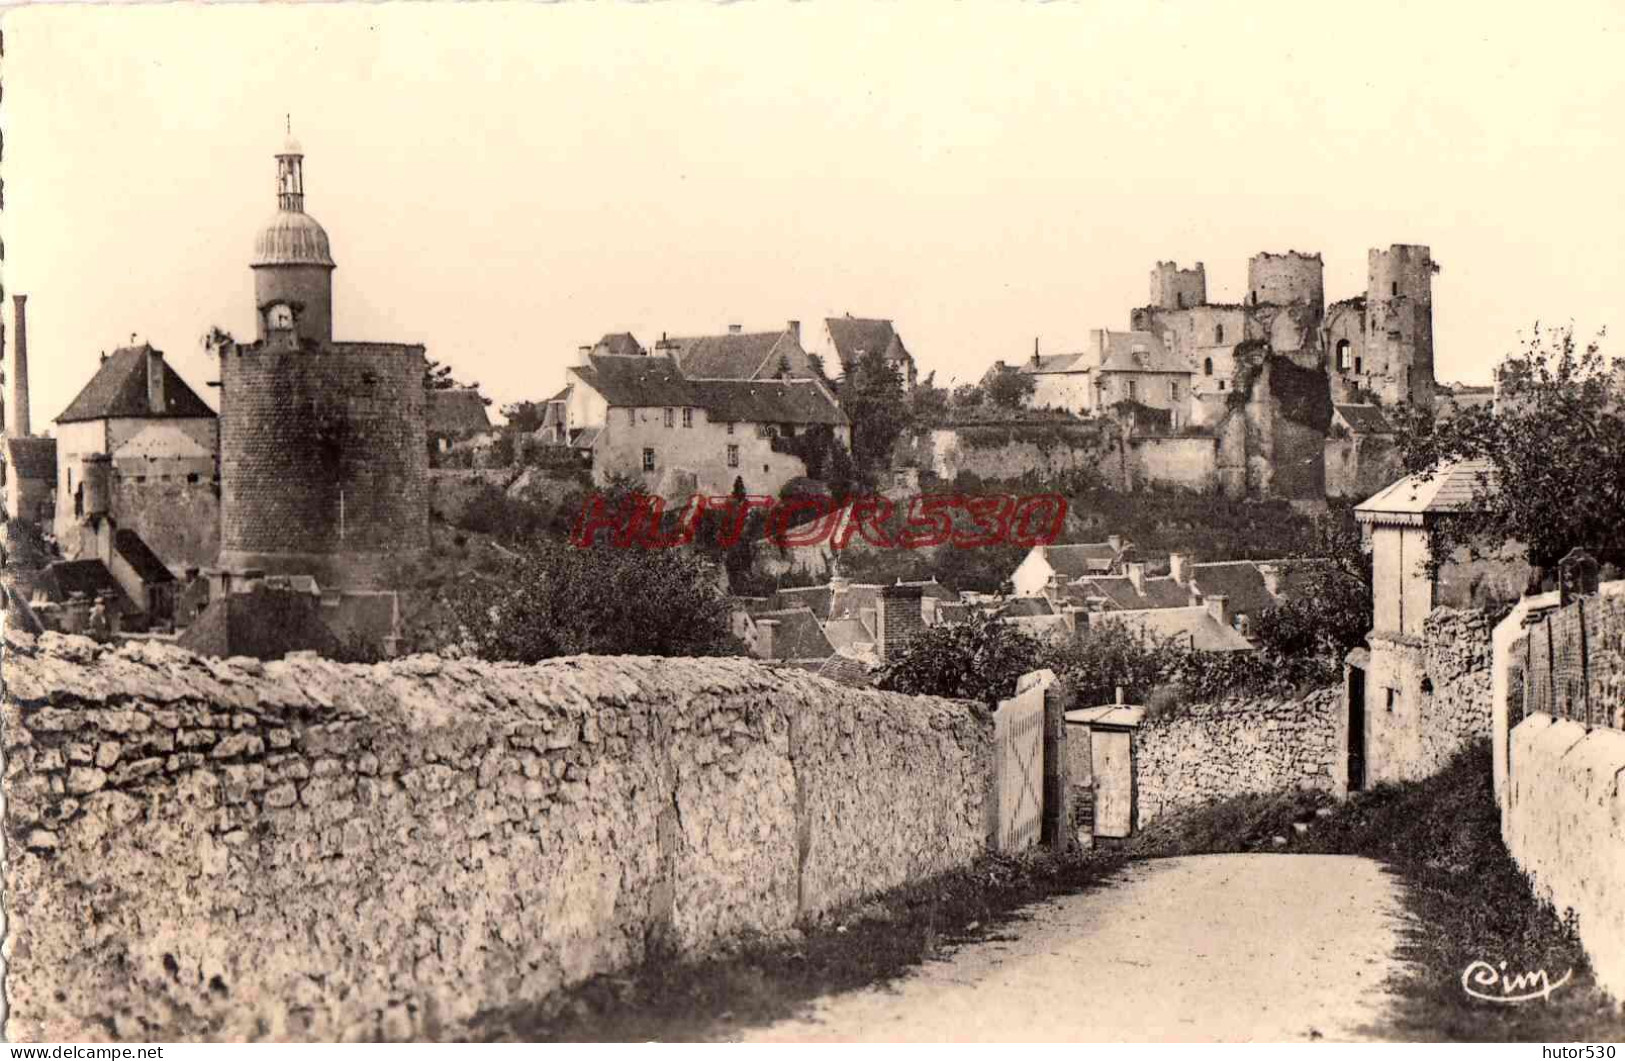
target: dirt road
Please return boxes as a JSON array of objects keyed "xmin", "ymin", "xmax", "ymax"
[{"xmin": 745, "ymin": 854, "xmax": 1409, "ymax": 1043}]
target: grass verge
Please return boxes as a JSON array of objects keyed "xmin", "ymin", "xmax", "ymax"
[
  {"xmin": 470, "ymin": 844, "xmax": 1129, "ymax": 1042},
  {"xmin": 1132, "ymin": 740, "xmax": 1625, "ymax": 1042}
]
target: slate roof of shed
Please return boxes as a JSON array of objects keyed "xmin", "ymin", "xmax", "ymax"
[
  {"xmin": 56, "ymin": 346, "xmax": 215, "ymax": 424},
  {"xmin": 4, "ymin": 437, "xmax": 57, "ymax": 480}
]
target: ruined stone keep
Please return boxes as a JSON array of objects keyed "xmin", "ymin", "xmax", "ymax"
[{"xmin": 216, "ymin": 135, "xmax": 429, "ymax": 589}]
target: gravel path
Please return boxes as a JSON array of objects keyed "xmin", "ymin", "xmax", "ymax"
[{"xmin": 745, "ymin": 854, "xmax": 1410, "ymax": 1042}]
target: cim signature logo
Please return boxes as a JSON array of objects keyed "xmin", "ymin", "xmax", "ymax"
[{"xmin": 1462, "ymin": 959, "xmax": 1574, "ymax": 1003}]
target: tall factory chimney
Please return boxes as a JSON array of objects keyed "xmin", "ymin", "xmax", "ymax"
[{"xmin": 10, "ymin": 295, "xmax": 31, "ymax": 438}]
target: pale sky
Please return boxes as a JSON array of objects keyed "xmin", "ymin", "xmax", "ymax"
[{"xmin": 4, "ymin": 1, "xmax": 1621, "ymax": 426}]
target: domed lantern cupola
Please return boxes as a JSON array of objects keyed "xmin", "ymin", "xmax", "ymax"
[{"xmin": 251, "ymin": 119, "xmax": 336, "ymax": 345}]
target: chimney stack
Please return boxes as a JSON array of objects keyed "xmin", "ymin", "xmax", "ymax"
[
  {"xmin": 876, "ymin": 583, "xmax": 925, "ymax": 661},
  {"xmin": 728, "ymin": 323, "xmax": 743, "ymax": 335},
  {"xmin": 1114, "ymin": 686, "xmax": 1126, "ymax": 705},
  {"xmin": 787, "ymin": 320, "xmax": 800, "ymax": 343},
  {"xmin": 577, "ymin": 344, "xmax": 592, "ymax": 367},
  {"xmin": 755, "ymin": 617, "xmax": 779, "ymax": 660},
  {"xmin": 1033, "ymin": 336, "xmax": 1040, "ymax": 365},
  {"xmin": 1169, "ymin": 552, "xmax": 1193, "ymax": 586},
  {"xmin": 1205, "ymin": 594, "xmax": 1231, "ymax": 629},
  {"xmin": 1259, "ymin": 563, "xmax": 1282, "ymax": 598},
  {"xmin": 146, "ymin": 346, "xmax": 167, "ymax": 414},
  {"xmin": 1126, "ymin": 562, "xmax": 1145, "ymax": 594},
  {"xmin": 10, "ymin": 294, "xmax": 30, "ymax": 438},
  {"xmin": 1107, "ymin": 534, "xmax": 1124, "ymax": 553}
]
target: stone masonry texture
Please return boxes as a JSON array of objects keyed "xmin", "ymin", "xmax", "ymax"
[
  {"xmin": 1132, "ymin": 687, "xmax": 1343, "ymax": 829},
  {"xmin": 0, "ymin": 631, "xmax": 990, "ymax": 1042}
]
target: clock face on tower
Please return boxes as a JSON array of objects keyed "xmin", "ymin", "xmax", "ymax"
[{"xmin": 268, "ymin": 303, "xmax": 294, "ymax": 330}]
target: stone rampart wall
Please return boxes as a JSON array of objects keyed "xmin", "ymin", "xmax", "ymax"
[{"xmin": 1, "ymin": 632, "xmax": 989, "ymax": 1041}]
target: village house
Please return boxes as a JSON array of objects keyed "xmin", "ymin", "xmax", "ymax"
[
  {"xmin": 654, "ymin": 321, "xmax": 819, "ymax": 381},
  {"xmin": 559, "ymin": 349, "xmax": 849, "ymax": 497},
  {"xmin": 813, "ymin": 314, "xmax": 918, "ymax": 388},
  {"xmin": 1017, "ymin": 330, "xmax": 1194, "ymax": 427},
  {"xmin": 427, "ymin": 387, "xmax": 493, "ymax": 456},
  {"xmin": 1086, "ymin": 597, "xmax": 1256, "ymax": 653},
  {"xmin": 1347, "ymin": 459, "xmax": 1528, "ymax": 790},
  {"xmin": 1009, "ymin": 538, "xmax": 1136, "ymax": 596},
  {"xmin": 737, "ymin": 606, "xmax": 836, "ymax": 662}
]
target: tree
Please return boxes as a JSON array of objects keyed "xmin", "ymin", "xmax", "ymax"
[
  {"xmin": 984, "ymin": 363, "xmax": 1037, "ymax": 410},
  {"xmin": 875, "ymin": 611, "xmax": 1045, "ymax": 708},
  {"xmin": 908, "ymin": 370, "xmax": 952, "ymax": 425},
  {"xmin": 837, "ymin": 346, "xmax": 909, "ymax": 481},
  {"xmin": 425, "ymin": 358, "xmax": 491, "ymax": 403},
  {"xmin": 502, "ymin": 400, "xmax": 547, "ymax": 434},
  {"xmin": 1392, "ymin": 323, "xmax": 1625, "ymax": 571},
  {"xmin": 442, "ymin": 539, "xmax": 743, "ymax": 662}
]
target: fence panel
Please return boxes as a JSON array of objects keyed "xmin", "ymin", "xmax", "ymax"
[
  {"xmin": 1519, "ymin": 594, "xmax": 1625, "ymax": 733},
  {"xmin": 991, "ymin": 678, "xmax": 1046, "ymax": 853}
]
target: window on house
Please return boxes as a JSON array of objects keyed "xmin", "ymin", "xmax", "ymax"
[
  {"xmin": 1215, "ymin": 324, "xmax": 1224, "ymax": 343},
  {"xmin": 1218, "ymin": 379, "xmax": 1226, "ymax": 391},
  {"xmin": 664, "ymin": 408, "xmax": 675, "ymax": 429},
  {"xmin": 642, "ymin": 448, "xmax": 655, "ymax": 472},
  {"xmin": 1170, "ymin": 381, "xmax": 1180, "ymax": 402},
  {"xmin": 727, "ymin": 444, "xmax": 739, "ymax": 468},
  {"xmin": 762, "ymin": 464, "xmax": 770, "ymax": 473},
  {"xmin": 1386, "ymin": 687, "xmax": 1398, "ymax": 713},
  {"xmin": 187, "ymin": 473, "xmax": 200, "ymax": 484},
  {"xmin": 1171, "ymin": 411, "xmax": 1181, "ymax": 430},
  {"xmin": 726, "ymin": 421, "xmax": 735, "ymax": 435},
  {"xmin": 626, "ymin": 408, "xmax": 635, "ymax": 426},
  {"xmin": 1203, "ymin": 357, "xmax": 1213, "ymax": 376},
  {"xmin": 1354, "ymin": 356, "xmax": 1363, "ymax": 375},
  {"xmin": 1391, "ymin": 282, "xmax": 1398, "ymax": 297},
  {"xmin": 682, "ymin": 408, "xmax": 694, "ymax": 428},
  {"xmin": 1127, "ymin": 380, "xmax": 1138, "ymax": 401},
  {"xmin": 1176, "ymin": 293, "xmax": 1186, "ymax": 309},
  {"xmin": 1337, "ymin": 339, "xmax": 1352, "ymax": 370}
]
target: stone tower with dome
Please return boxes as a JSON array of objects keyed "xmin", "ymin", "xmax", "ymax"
[{"xmin": 215, "ymin": 130, "xmax": 430, "ymax": 590}]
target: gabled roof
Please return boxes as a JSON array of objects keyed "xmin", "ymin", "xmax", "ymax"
[
  {"xmin": 546, "ymin": 383, "xmax": 574, "ymax": 403},
  {"xmin": 772, "ymin": 583, "xmax": 835, "ymax": 618},
  {"xmin": 1188, "ymin": 561, "xmax": 1274, "ymax": 620},
  {"xmin": 1018, "ymin": 352, "xmax": 1088, "ymax": 376},
  {"xmin": 594, "ymin": 332, "xmax": 645, "ymax": 358},
  {"xmin": 751, "ymin": 607, "xmax": 835, "ymax": 659},
  {"xmin": 572, "ymin": 354, "xmax": 692, "ymax": 407},
  {"xmin": 1091, "ymin": 606, "xmax": 1255, "ymax": 652},
  {"xmin": 825, "ymin": 316, "xmax": 912, "ymax": 368},
  {"xmin": 1088, "ymin": 330, "xmax": 1188, "ymax": 374},
  {"xmin": 113, "ymin": 529, "xmax": 176, "ymax": 584},
  {"xmin": 1356, "ymin": 459, "xmax": 1497, "ymax": 525},
  {"xmin": 997, "ymin": 596, "xmax": 1055, "ymax": 618},
  {"xmin": 1042, "ymin": 542, "xmax": 1130, "ymax": 578},
  {"xmin": 667, "ymin": 329, "xmax": 811, "ymax": 381},
  {"xmin": 1333, "ymin": 403, "xmax": 1393, "ymax": 435},
  {"xmin": 36, "ymin": 560, "xmax": 137, "ymax": 612},
  {"xmin": 177, "ymin": 586, "xmax": 341, "ymax": 661},
  {"xmin": 1075, "ymin": 575, "xmax": 1193, "ymax": 611},
  {"xmin": 56, "ymin": 346, "xmax": 216, "ymax": 424},
  {"xmin": 4, "ymin": 437, "xmax": 57, "ymax": 480},
  {"xmin": 822, "ymin": 615, "xmax": 875, "ymax": 654},
  {"xmin": 689, "ymin": 379, "xmax": 847, "ymax": 426},
  {"xmin": 829, "ymin": 582, "xmax": 883, "ymax": 622},
  {"xmin": 429, "ymin": 388, "xmax": 492, "ymax": 437}
]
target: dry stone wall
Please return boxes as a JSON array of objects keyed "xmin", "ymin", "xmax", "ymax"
[
  {"xmin": 0, "ymin": 631, "xmax": 989, "ymax": 1042},
  {"xmin": 1133, "ymin": 687, "xmax": 1343, "ymax": 828},
  {"xmin": 1419, "ymin": 608, "xmax": 1494, "ymax": 776}
]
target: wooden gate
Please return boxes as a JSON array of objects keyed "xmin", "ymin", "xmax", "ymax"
[
  {"xmin": 1091, "ymin": 729, "xmax": 1133, "ymax": 838},
  {"xmin": 991, "ymin": 671, "xmax": 1049, "ymax": 853}
]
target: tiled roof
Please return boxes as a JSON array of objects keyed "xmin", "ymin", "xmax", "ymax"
[
  {"xmin": 752, "ymin": 607, "xmax": 835, "ymax": 659},
  {"xmin": 825, "ymin": 317, "xmax": 911, "ymax": 369},
  {"xmin": 594, "ymin": 332, "xmax": 645, "ymax": 357},
  {"xmin": 668, "ymin": 330, "xmax": 813, "ymax": 381},
  {"xmin": 1044, "ymin": 542, "xmax": 1129, "ymax": 578},
  {"xmin": 1001, "ymin": 613, "xmax": 1075, "ymax": 643},
  {"xmin": 56, "ymin": 346, "xmax": 216, "ymax": 424},
  {"xmin": 4, "ymin": 437, "xmax": 57, "ymax": 480},
  {"xmin": 931, "ymin": 600, "xmax": 971, "ymax": 625},
  {"xmin": 571, "ymin": 354, "xmax": 845, "ymax": 425},
  {"xmin": 1333, "ymin": 403, "xmax": 1393, "ymax": 435},
  {"xmin": 829, "ymin": 582, "xmax": 883, "ymax": 621},
  {"xmin": 1089, "ymin": 330, "xmax": 1188, "ymax": 374},
  {"xmin": 772, "ymin": 584, "xmax": 835, "ymax": 618},
  {"xmin": 1018, "ymin": 352, "xmax": 1088, "ymax": 375},
  {"xmin": 1092, "ymin": 607, "xmax": 1255, "ymax": 652},
  {"xmin": 898, "ymin": 577, "xmax": 958, "ymax": 601},
  {"xmin": 570, "ymin": 426, "xmax": 603, "ymax": 451},
  {"xmin": 997, "ymin": 596, "xmax": 1055, "ymax": 618},
  {"xmin": 113, "ymin": 529, "xmax": 176, "ymax": 584},
  {"xmin": 177, "ymin": 587, "xmax": 341, "ymax": 661},
  {"xmin": 822, "ymin": 616, "xmax": 875, "ymax": 653},
  {"xmin": 815, "ymin": 653, "xmax": 877, "ymax": 688},
  {"xmin": 1075, "ymin": 575, "xmax": 1193, "ymax": 611},
  {"xmin": 111, "ymin": 423, "xmax": 213, "ymax": 462},
  {"xmin": 1356, "ymin": 459, "xmax": 1497, "ymax": 523},
  {"xmin": 1188, "ymin": 561, "xmax": 1274, "ymax": 620},
  {"xmin": 428, "ymin": 388, "xmax": 493, "ymax": 436},
  {"xmin": 690, "ymin": 379, "xmax": 847, "ymax": 426}
]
